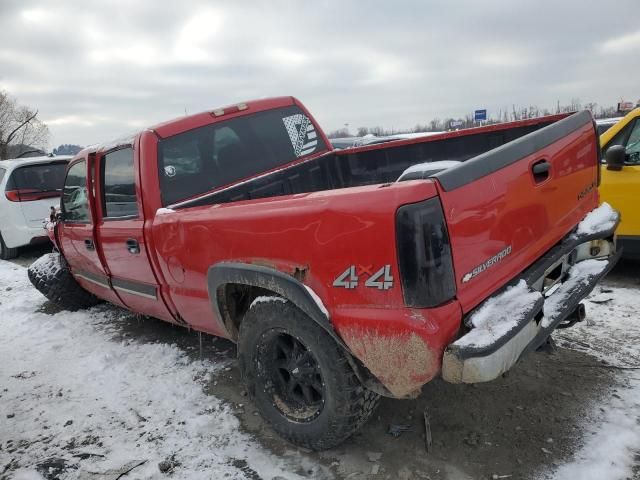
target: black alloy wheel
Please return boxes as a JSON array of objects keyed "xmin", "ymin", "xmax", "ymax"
[
  {"xmin": 238, "ymin": 298, "xmax": 380, "ymax": 450},
  {"xmin": 266, "ymin": 331, "xmax": 325, "ymax": 422}
]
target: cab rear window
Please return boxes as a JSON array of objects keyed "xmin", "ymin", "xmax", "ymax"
[{"xmin": 157, "ymin": 106, "xmax": 326, "ymax": 206}]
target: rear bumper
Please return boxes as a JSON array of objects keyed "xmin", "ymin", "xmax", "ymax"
[{"xmin": 442, "ymin": 211, "xmax": 621, "ymax": 384}]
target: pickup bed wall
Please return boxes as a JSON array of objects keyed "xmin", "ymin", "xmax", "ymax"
[{"xmin": 173, "ymin": 118, "xmax": 562, "ymax": 209}]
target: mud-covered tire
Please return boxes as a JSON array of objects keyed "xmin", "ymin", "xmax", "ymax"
[
  {"xmin": 28, "ymin": 252, "xmax": 101, "ymax": 311},
  {"xmin": 238, "ymin": 298, "xmax": 379, "ymax": 450},
  {"xmin": 0, "ymin": 233, "xmax": 18, "ymax": 260}
]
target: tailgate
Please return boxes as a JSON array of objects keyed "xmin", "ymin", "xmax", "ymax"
[
  {"xmin": 433, "ymin": 111, "xmax": 600, "ymax": 313},
  {"xmin": 20, "ymin": 198, "xmax": 58, "ymax": 228}
]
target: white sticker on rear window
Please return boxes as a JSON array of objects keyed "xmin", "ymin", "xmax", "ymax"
[{"xmin": 282, "ymin": 114, "xmax": 318, "ymax": 157}]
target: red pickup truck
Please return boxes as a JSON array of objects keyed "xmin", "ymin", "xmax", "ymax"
[{"xmin": 28, "ymin": 97, "xmax": 620, "ymax": 450}]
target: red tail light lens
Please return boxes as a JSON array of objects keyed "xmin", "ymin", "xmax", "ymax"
[
  {"xmin": 5, "ymin": 189, "xmax": 60, "ymax": 202},
  {"xmin": 5, "ymin": 190, "xmax": 21, "ymax": 201}
]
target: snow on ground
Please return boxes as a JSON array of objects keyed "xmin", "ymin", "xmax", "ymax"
[
  {"xmin": 1, "ymin": 254, "xmax": 639, "ymax": 480},
  {"xmin": 555, "ymin": 286, "xmax": 640, "ymax": 367},
  {"xmin": 545, "ymin": 284, "xmax": 640, "ymax": 480},
  {"xmin": 0, "ymin": 260, "xmax": 326, "ymax": 480}
]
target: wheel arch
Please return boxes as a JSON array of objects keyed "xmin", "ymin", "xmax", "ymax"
[
  {"xmin": 207, "ymin": 262, "xmax": 392, "ymax": 397},
  {"xmin": 208, "ymin": 262, "xmax": 333, "ymax": 341}
]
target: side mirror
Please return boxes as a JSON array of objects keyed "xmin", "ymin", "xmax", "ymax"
[
  {"xmin": 605, "ymin": 145, "xmax": 626, "ymax": 171},
  {"xmin": 55, "ymin": 211, "xmax": 65, "ymax": 222}
]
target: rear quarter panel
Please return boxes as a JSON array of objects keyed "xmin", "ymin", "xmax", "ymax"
[
  {"xmin": 152, "ymin": 180, "xmax": 463, "ymax": 396},
  {"xmin": 151, "ymin": 181, "xmax": 438, "ymax": 333}
]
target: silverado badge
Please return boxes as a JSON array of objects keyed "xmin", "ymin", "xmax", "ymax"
[{"xmin": 462, "ymin": 245, "xmax": 512, "ymax": 283}]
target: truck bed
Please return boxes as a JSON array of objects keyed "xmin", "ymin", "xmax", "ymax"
[
  {"xmin": 169, "ymin": 114, "xmax": 570, "ymax": 209},
  {"xmin": 160, "ymin": 110, "xmax": 601, "ymax": 317}
]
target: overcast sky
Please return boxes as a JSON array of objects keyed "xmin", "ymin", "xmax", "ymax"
[{"xmin": 1, "ymin": 0, "xmax": 639, "ymax": 148}]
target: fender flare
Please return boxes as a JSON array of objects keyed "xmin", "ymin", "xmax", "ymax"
[
  {"xmin": 207, "ymin": 262, "xmax": 336, "ymax": 343},
  {"xmin": 207, "ymin": 262, "xmax": 392, "ymax": 396}
]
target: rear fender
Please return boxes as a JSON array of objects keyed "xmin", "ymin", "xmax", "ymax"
[{"xmin": 207, "ymin": 262, "xmax": 392, "ymax": 396}]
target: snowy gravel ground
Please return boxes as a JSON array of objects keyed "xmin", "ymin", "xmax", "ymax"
[
  {"xmin": 546, "ymin": 285, "xmax": 640, "ymax": 480},
  {"xmin": 0, "ymin": 260, "xmax": 329, "ymax": 480},
  {"xmin": 1, "ymin": 256, "xmax": 639, "ymax": 480}
]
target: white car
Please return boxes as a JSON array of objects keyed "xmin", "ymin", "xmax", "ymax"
[{"xmin": 0, "ymin": 156, "xmax": 71, "ymax": 259}]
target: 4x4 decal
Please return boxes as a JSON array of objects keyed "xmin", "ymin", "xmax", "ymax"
[{"xmin": 333, "ymin": 265, "xmax": 394, "ymax": 290}]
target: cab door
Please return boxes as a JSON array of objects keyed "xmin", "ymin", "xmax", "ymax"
[
  {"xmin": 600, "ymin": 114, "xmax": 640, "ymax": 251},
  {"xmin": 94, "ymin": 144, "xmax": 175, "ymax": 322},
  {"xmin": 58, "ymin": 157, "xmax": 123, "ymax": 306}
]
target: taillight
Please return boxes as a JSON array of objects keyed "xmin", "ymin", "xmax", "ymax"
[
  {"xmin": 5, "ymin": 190, "xmax": 21, "ymax": 201},
  {"xmin": 5, "ymin": 189, "xmax": 59, "ymax": 202},
  {"xmin": 396, "ymin": 197, "xmax": 456, "ymax": 307}
]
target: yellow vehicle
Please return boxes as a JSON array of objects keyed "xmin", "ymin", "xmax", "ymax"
[{"xmin": 599, "ymin": 107, "xmax": 640, "ymax": 258}]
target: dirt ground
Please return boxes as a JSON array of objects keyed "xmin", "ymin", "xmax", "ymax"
[{"xmin": 10, "ymin": 244, "xmax": 639, "ymax": 480}]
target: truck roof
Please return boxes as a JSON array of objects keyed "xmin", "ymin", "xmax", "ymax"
[{"xmin": 80, "ymin": 96, "xmax": 298, "ymax": 156}]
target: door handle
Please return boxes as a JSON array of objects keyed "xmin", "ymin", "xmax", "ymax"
[
  {"xmin": 84, "ymin": 239, "xmax": 95, "ymax": 251},
  {"xmin": 126, "ymin": 238, "xmax": 140, "ymax": 254},
  {"xmin": 532, "ymin": 160, "xmax": 550, "ymax": 182}
]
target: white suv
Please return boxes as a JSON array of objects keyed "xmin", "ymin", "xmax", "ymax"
[{"xmin": 0, "ymin": 156, "xmax": 71, "ymax": 259}]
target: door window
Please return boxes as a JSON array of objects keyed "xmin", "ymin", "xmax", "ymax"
[
  {"xmin": 62, "ymin": 161, "xmax": 90, "ymax": 223},
  {"xmin": 624, "ymin": 120, "xmax": 640, "ymax": 164},
  {"xmin": 606, "ymin": 119, "xmax": 640, "ymax": 164},
  {"xmin": 102, "ymin": 148, "xmax": 138, "ymax": 218}
]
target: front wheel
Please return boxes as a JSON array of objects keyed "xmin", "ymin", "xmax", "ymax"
[
  {"xmin": 28, "ymin": 252, "xmax": 101, "ymax": 311},
  {"xmin": 238, "ymin": 298, "xmax": 379, "ymax": 450}
]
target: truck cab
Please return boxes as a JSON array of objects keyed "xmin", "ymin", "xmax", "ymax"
[{"xmin": 599, "ymin": 107, "xmax": 640, "ymax": 258}]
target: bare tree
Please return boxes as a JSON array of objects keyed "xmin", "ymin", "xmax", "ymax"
[
  {"xmin": 584, "ymin": 102, "xmax": 598, "ymax": 114},
  {"xmin": 326, "ymin": 128, "xmax": 350, "ymax": 139},
  {"xmin": 0, "ymin": 90, "xmax": 49, "ymax": 159}
]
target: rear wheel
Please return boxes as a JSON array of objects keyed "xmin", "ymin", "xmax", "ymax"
[
  {"xmin": 238, "ymin": 298, "xmax": 379, "ymax": 450},
  {"xmin": 0, "ymin": 233, "xmax": 18, "ymax": 260},
  {"xmin": 28, "ymin": 252, "xmax": 101, "ymax": 311}
]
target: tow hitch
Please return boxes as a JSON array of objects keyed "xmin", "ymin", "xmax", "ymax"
[{"xmin": 556, "ymin": 303, "xmax": 586, "ymax": 329}]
